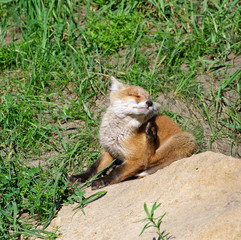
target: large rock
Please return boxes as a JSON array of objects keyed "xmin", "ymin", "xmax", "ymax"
[{"xmin": 49, "ymin": 152, "xmax": 241, "ymax": 240}]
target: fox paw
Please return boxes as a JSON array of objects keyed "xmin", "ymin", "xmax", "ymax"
[
  {"xmin": 69, "ymin": 174, "xmax": 86, "ymax": 185},
  {"xmin": 91, "ymin": 177, "xmax": 110, "ymax": 190}
]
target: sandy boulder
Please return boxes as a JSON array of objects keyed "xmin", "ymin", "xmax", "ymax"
[{"xmin": 49, "ymin": 151, "xmax": 241, "ymax": 240}]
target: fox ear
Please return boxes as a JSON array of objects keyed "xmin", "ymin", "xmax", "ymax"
[{"xmin": 110, "ymin": 76, "xmax": 125, "ymax": 91}]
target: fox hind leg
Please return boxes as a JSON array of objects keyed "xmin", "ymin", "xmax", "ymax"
[{"xmin": 148, "ymin": 132, "xmax": 196, "ymax": 171}]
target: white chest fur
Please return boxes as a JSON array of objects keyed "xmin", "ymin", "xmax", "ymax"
[{"xmin": 99, "ymin": 109, "xmax": 142, "ymax": 160}]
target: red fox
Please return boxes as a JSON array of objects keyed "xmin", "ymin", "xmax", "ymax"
[{"xmin": 69, "ymin": 77, "xmax": 196, "ymax": 189}]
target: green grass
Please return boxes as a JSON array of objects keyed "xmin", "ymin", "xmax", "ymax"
[{"xmin": 0, "ymin": 0, "xmax": 240, "ymax": 238}]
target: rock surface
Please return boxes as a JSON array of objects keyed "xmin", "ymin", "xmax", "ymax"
[{"xmin": 48, "ymin": 151, "xmax": 241, "ymax": 240}]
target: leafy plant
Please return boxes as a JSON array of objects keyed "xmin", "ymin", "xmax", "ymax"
[{"xmin": 140, "ymin": 202, "xmax": 167, "ymax": 240}]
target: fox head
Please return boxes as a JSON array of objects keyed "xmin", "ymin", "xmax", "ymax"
[{"xmin": 109, "ymin": 76, "xmax": 160, "ymax": 122}]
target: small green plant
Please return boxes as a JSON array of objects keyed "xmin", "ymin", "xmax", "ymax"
[{"xmin": 140, "ymin": 202, "xmax": 167, "ymax": 240}]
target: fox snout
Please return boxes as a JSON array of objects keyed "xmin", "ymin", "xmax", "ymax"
[{"xmin": 146, "ymin": 100, "xmax": 153, "ymax": 107}]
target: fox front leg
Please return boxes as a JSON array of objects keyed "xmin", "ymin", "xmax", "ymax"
[
  {"xmin": 69, "ymin": 151, "xmax": 114, "ymax": 184},
  {"xmin": 91, "ymin": 160, "xmax": 144, "ymax": 190}
]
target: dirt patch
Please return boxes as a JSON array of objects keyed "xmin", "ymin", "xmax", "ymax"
[{"xmin": 1, "ymin": 26, "xmax": 22, "ymax": 45}]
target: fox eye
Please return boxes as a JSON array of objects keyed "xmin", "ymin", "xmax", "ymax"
[{"xmin": 129, "ymin": 94, "xmax": 140, "ymax": 98}]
